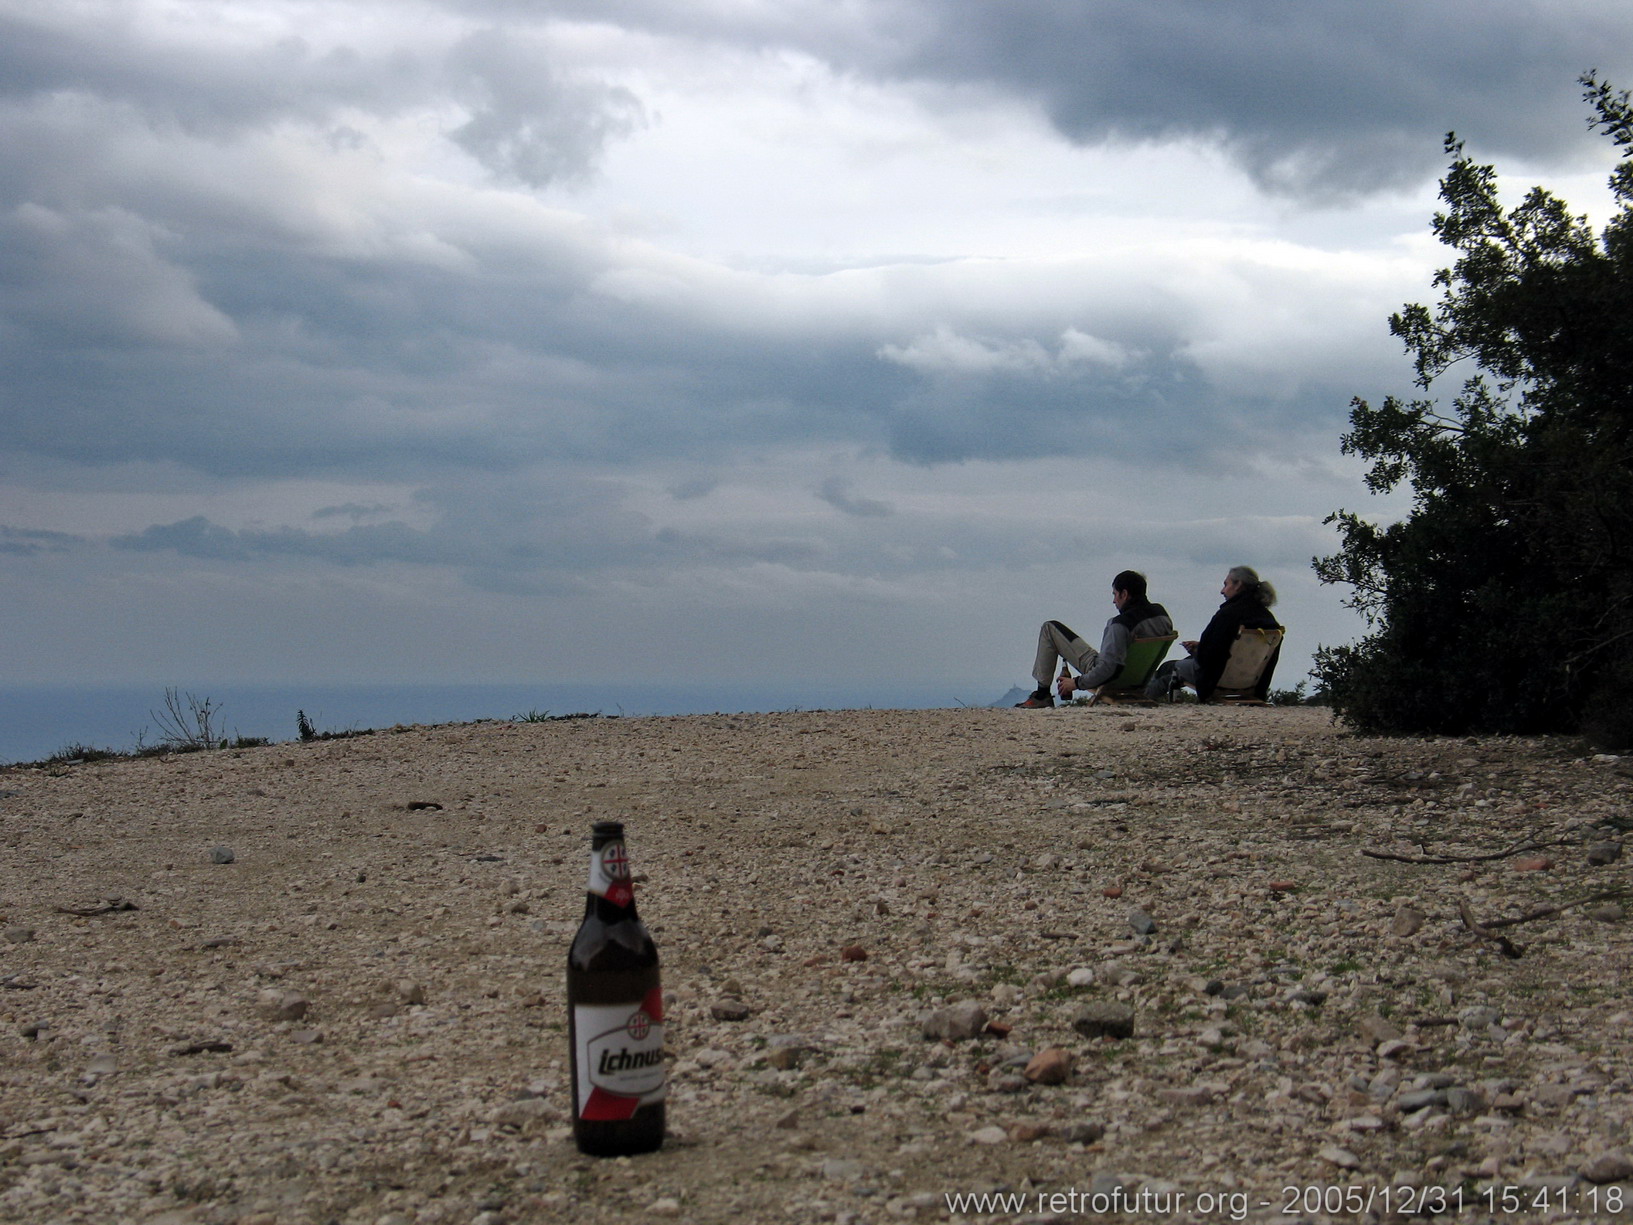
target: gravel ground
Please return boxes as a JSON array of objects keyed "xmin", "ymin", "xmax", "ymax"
[{"xmin": 1, "ymin": 704, "xmax": 1631, "ymax": 1225}]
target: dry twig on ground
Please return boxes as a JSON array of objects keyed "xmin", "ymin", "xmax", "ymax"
[
  {"xmin": 1361, "ymin": 830, "xmax": 1565, "ymax": 865},
  {"xmin": 1476, "ymin": 888, "xmax": 1626, "ymax": 930},
  {"xmin": 1457, "ymin": 899, "xmax": 1524, "ymax": 959}
]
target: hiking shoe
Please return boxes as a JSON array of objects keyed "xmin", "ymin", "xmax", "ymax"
[{"xmin": 1015, "ymin": 690, "xmax": 1054, "ymax": 708}]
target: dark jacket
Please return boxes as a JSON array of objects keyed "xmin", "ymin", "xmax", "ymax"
[{"xmin": 1194, "ymin": 593, "xmax": 1280, "ymax": 702}]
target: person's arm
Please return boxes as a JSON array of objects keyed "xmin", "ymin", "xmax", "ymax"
[
  {"xmin": 1073, "ymin": 621, "xmax": 1132, "ymax": 688},
  {"xmin": 1194, "ymin": 611, "xmax": 1234, "ymax": 673},
  {"xmin": 1192, "ymin": 608, "xmax": 1242, "ymax": 700}
]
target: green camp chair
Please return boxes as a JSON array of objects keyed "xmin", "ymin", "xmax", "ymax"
[{"xmin": 1083, "ymin": 634, "xmax": 1178, "ymax": 706}]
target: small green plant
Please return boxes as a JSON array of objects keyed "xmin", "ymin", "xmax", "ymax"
[
  {"xmin": 293, "ymin": 710, "xmax": 375, "ymax": 743},
  {"xmin": 512, "ymin": 709, "xmax": 553, "ymax": 722},
  {"xmin": 44, "ymin": 742, "xmax": 121, "ymax": 765}
]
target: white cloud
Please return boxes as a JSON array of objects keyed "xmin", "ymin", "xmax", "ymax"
[
  {"xmin": 879, "ymin": 326, "xmax": 1052, "ymax": 377},
  {"xmin": 878, "ymin": 324, "xmax": 1137, "ymax": 378}
]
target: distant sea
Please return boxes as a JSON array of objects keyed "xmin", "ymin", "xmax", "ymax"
[{"xmin": 0, "ymin": 681, "xmax": 1011, "ymax": 766}]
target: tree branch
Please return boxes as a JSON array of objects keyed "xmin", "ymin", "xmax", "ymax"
[
  {"xmin": 1475, "ymin": 888, "xmax": 1625, "ymax": 930},
  {"xmin": 1457, "ymin": 899, "xmax": 1524, "ymax": 959},
  {"xmin": 1360, "ymin": 831, "xmax": 1565, "ymax": 864}
]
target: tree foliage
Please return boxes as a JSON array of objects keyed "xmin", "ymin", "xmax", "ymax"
[{"xmin": 1314, "ymin": 75, "xmax": 1633, "ymax": 744}]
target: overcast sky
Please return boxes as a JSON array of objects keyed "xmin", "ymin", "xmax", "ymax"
[{"xmin": 3, "ymin": 0, "xmax": 1630, "ymax": 701}]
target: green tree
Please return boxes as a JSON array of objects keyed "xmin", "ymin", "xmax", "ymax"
[{"xmin": 1314, "ymin": 74, "xmax": 1633, "ymax": 744}]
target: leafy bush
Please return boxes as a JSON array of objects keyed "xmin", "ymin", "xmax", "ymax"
[
  {"xmin": 1315, "ymin": 75, "xmax": 1633, "ymax": 742},
  {"xmin": 1267, "ymin": 682, "xmax": 1309, "ymax": 707}
]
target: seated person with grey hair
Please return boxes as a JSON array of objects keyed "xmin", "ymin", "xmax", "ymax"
[
  {"xmin": 1147, "ymin": 565, "xmax": 1280, "ymax": 702},
  {"xmin": 1015, "ymin": 570, "xmax": 1175, "ymax": 708}
]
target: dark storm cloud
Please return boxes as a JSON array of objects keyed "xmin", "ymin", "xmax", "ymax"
[
  {"xmin": 0, "ymin": 8, "xmax": 688, "ymax": 484},
  {"xmin": 874, "ymin": 0, "xmax": 1632, "ymax": 194},
  {"xmin": 0, "ymin": 9, "xmax": 422, "ymax": 134},
  {"xmin": 105, "ymin": 474, "xmax": 831, "ymax": 583},
  {"xmin": 109, "ymin": 514, "xmax": 455, "ymax": 565},
  {"xmin": 114, "ymin": 475, "xmax": 665, "ymax": 577},
  {"xmin": 0, "ymin": 525, "xmax": 83, "ymax": 555},
  {"xmin": 0, "ymin": 203, "xmax": 237, "ymax": 348},
  {"xmin": 652, "ymin": 527, "xmax": 826, "ymax": 567},
  {"xmin": 509, "ymin": 0, "xmax": 1633, "ymax": 195},
  {"xmin": 446, "ymin": 28, "xmax": 646, "ymax": 187},
  {"xmin": 817, "ymin": 477, "xmax": 893, "ymax": 518},
  {"xmin": 0, "ymin": 204, "xmax": 1363, "ymax": 483},
  {"xmin": 0, "ymin": 0, "xmax": 1603, "ymax": 505},
  {"xmin": 313, "ymin": 502, "xmax": 398, "ymax": 522},
  {"xmin": 668, "ymin": 477, "xmax": 721, "ymax": 501}
]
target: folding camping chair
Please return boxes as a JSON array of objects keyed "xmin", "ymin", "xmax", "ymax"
[
  {"xmin": 1082, "ymin": 633, "xmax": 1179, "ymax": 706},
  {"xmin": 1205, "ymin": 625, "xmax": 1285, "ymax": 705}
]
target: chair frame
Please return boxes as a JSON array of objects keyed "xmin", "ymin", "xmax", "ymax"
[
  {"xmin": 1205, "ymin": 626, "xmax": 1285, "ymax": 705},
  {"xmin": 1082, "ymin": 633, "xmax": 1179, "ymax": 706}
]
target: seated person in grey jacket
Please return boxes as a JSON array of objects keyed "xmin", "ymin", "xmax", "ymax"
[{"xmin": 1016, "ymin": 570, "xmax": 1175, "ymax": 708}]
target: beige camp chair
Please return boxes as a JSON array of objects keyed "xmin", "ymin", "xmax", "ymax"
[
  {"xmin": 1082, "ymin": 634, "xmax": 1178, "ymax": 706},
  {"xmin": 1207, "ymin": 625, "xmax": 1285, "ymax": 704}
]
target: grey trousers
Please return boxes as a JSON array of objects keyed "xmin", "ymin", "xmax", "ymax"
[
  {"xmin": 1032, "ymin": 620, "xmax": 1098, "ymax": 688},
  {"xmin": 1146, "ymin": 655, "xmax": 1202, "ymax": 699}
]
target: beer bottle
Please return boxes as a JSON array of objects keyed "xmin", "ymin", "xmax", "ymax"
[{"xmin": 567, "ymin": 820, "xmax": 666, "ymax": 1156}]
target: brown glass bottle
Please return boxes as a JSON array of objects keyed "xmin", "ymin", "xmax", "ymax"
[{"xmin": 566, "ymin": 820, "xmax": 666, "ymax": 1156}]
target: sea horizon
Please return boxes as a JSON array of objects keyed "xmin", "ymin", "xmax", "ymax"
[{"xmin": 0, "ymin": 679, "xmax": 1016, "ymax": 766}]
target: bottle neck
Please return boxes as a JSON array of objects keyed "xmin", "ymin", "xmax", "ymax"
[
  {"xmin": 583, "ymin": 891, "xmax": 639, "ymax": 922},
  {"xmin": 584, "ymin": 837, "xmax": 637, "ymax": 916}
]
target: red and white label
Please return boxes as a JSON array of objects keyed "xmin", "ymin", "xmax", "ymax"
[
  {"xmin": 574, "ymin": 987, "xmax": 667, "ymax": 1120},
  {"xmin": 589, "ymin": 840, "xmax": 634, "ymax": 907}
]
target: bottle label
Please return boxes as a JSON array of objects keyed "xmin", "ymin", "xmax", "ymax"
[
  {"xmin": 573, "ymin": 988, "xmax": 667, "ymax": 1119},
  {"xmin": 588, "ymin": 839, "xmax": 634, "ymax": 907}
]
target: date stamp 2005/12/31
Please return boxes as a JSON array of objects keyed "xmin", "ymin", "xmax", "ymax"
[{"xmin": 945, "ymin": 1183, "xmax": 1629, "ymax": 1220}]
